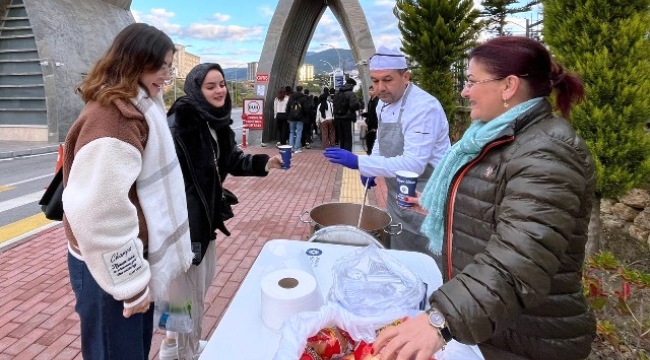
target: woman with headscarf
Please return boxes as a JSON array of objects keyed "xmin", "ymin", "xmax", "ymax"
[{"xmin": 161, "ymin": 63, "xmax": 282, "ymax": 360}]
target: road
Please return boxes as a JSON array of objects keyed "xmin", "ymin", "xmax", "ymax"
[
  {"xmin": 0, "ymin": 108, "xmax": 245, "ymax": 248},
  {"xmin": 0, "ymin": 152, "xmax": 59, "ymax": 247}
]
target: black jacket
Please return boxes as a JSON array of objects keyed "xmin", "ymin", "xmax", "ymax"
[
  {"xmin": 168, "ymin": 102, "xmax": 269, "ymax": 264},
  {"xmin": 430, "ymin": 100, "xmax": 596, "ymax": 359},
  {"xmin": 333, "ymin": 83, "xmax": 359, "ymax": 121},
  {"xmin": 364, "ymin": 96, "xmax": 379, "ymax": 131},
  {"xmin": 286, "ymin": 92, "xmax": 308, "ymax": 122}
]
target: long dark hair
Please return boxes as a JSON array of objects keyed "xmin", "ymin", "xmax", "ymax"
[
  {"xmin": 469, "ymin": 36, "xmax": 584, "ymax": 117},
  {"xmin": 318, "ymin": 93, "xmax": 329, "ymax": 118},
  {"xmin": 79, "ymin": 23, "xmax": 176, "ymax": 105}
]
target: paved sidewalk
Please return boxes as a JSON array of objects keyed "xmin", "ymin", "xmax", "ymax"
[
  {"xmin": 0, "ymin": 145, "xmax": 388, "ymax": 359},
  {"xmin": 0, "ymin": 141, "xmax": 60, "ymax": 160}
]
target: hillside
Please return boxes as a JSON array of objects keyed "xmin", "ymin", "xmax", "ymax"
[{"xmin": 223, "ymin": 48, "xmax": 355, "ymax": 81}]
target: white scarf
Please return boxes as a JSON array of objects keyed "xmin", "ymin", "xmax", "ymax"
[{"xmin": 130, "ymin": 88, "xmax": 193, "ymax": 300}]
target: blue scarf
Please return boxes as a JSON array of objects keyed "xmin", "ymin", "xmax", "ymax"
[{"xmin": 420, "ymin": 97, "xmax": 543, "ymax": 254}]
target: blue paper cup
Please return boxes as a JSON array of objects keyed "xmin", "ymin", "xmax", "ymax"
[
  {"xmin": 278, "ymin": 145, "xmax": 292, "ymax": 169},
  {"xmin": 396, "ymin": 170, "xmax": 418, "ymax": 207}
]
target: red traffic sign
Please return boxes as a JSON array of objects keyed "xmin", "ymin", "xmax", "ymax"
[{"xmin": 256, "ymin": 74, "xmax": 269, "ymax": 83}]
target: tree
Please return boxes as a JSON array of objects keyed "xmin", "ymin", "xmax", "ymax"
[
  {"xmin": 394, "ymin": 0, "xmax": 483, "ymax": 125},
  {"xmin": 163, "ymin": 79, "xmax": 186, "ymax": 108},
  {"xmin": 543, "ymin": 0, "xmax": 650, "ymax": 255},
  {"xmin": 479, "ymin": 0, "xmax": 537, "ymax": 36}
]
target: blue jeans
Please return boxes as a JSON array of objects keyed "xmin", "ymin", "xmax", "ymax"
[
  {"xmin": 288, "ymin": 121, "xmax": 303, "ymax": 151},
  {"xmin": 68, "ymin": 252, "xmax": 154, "ymax": 360}
]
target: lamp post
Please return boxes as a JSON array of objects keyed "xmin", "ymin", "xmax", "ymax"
[
  {"xmin": 504, "ymin": 19, "xmax": 531, "ymax": 37},
  {"xmin": 321, "ymin": 43, "xmax": 342, "ymax": 71},
  {"xmin": 171, "ymin": 67, "xmax": 179, "ymax": 101}
]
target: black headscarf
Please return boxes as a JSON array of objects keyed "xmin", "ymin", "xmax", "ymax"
[{"xmin": 173, "ymin": 63, "xmax": 232, "ymax": 130}]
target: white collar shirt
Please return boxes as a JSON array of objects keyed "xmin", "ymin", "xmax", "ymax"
[{"xmin": 358, "ymin": 84, "xmax": 451, "ymax": 178}]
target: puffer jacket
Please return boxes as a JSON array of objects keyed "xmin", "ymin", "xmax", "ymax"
[
  {"xmin": 429, "ymin": 99, "xmax": 596, "ymax": 359},
  {"xmin": 168, "ymin": 102, "xmax": 269, "ymax": 264}
]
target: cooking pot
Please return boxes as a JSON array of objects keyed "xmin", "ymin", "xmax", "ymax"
[
  {"xmin": 308, "ymin": 225, "xmax": 386, "ymax": 248},
  {"xmin": 299, "ymin": 202, "xmax": 402, "ymax": 248}
]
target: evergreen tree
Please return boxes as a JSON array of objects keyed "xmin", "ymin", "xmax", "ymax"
[
  {"xmin": 393, "ymin": 0, "xmax": 483, "ymax": 126},
  {"xmin": 543, "ymin": 0, "xmax": 650, "ymax": 254},
  {"xmin": 480, "ymin": 0, "xmax": 537, "ymax": 35},
  {"xmin": 164, "ymin": 79, "xmax": 186, "ymax": 108}
]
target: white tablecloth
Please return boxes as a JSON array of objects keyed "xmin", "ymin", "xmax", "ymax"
[{"xmin": 200, "ymin": 239, "xmax": 443, "ymax": 359}]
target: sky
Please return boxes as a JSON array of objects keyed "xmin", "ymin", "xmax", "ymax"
[{"xmin": 131, "ymin": 0, "xmax": 542, "ymax": 69}]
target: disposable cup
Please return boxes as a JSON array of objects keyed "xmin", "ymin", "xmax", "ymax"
[
  {"xmin": 278, "ymin": 145, "xmax": 292, "ymax": 169},
  {"xmin": 396, "ymin": 170, "xmax": 418, "ymax": 207}
]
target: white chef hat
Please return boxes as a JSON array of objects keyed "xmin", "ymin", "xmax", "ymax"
[{"xmin": 369, "ymin": 46, "xmax": 408, "ymax": 70}]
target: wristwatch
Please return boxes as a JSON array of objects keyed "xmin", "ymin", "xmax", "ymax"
[{"xmin": 426, "ymin": 307, "xmax": 453, "ymax": 346}]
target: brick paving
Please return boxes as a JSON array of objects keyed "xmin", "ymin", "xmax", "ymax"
[{"xmin": 0, "ymin": 146, "xmax": 388, "ymax": 359}]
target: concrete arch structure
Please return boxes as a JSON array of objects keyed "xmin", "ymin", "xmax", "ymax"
[{"xmin": 254, "ymin": 0, "xmax": 376, "ymax": 144}]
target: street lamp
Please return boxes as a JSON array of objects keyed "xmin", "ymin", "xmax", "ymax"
[
  {"xmin": 321, "ymin": 60, "xmax": 334, "ymax": 72},
  {"xmin": 321, "ymin": 43, "xmax": 342, "ymax": 71},
  {"xmin": 170, "ymin": 68, "xmax": 179, "ymax": 101},
  {"xmin": 504, "ymin": 18, "xmax": 531, "ymax": 37}
]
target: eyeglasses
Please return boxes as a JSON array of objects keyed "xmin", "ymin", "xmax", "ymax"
[
  {"xmin": 158, "ymin": 65, "xmax": 176, "ymax": 76},
  {"xmin": 463, "ymin": 77, "xmax": 504, "ymax": 89}
]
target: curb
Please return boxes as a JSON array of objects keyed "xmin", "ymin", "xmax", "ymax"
[
  {"xmin": 0, "ymin": 145, "xmax": 60, "ymax": 160},
  {"xmin": 0, "ymin": 222, "xmax": 61, "ymax": 254}
]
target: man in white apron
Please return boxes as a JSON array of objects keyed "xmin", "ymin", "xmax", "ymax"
[{"xmin": 324, "ymin": 46, "xmax": 450, "ymax": 265}]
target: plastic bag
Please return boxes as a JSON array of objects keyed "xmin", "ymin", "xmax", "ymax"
[
  {"xmin": 328, "ymin": 245, "xmax": 425, "ymax": 317},
  {"xmin": 273, "ymin": 302, "xmax": 421, "ymax": 360},
  {"xmin": 274, "ymin": 302, "xmax": 485, "ymax": 360},
  {"xmin": 153, "ymin": 272, "xmax": 194, "ymax": 333},
  {"xmin": 274, "ymin": 246, "xmax": 426, "ymax": 359}
]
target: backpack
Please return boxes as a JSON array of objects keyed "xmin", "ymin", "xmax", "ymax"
[
  {"xmin": 302, "ymin": 98, "xmax": 314, "ymax": 115},
  {"xmin": 288, "ymin": 100, "xmax": 303, "ymax": 120},
  {"xmin": 333, "ymin": 91, "xmax": 350, "ymax": 117}
]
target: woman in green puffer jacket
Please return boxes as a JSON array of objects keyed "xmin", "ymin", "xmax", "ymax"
[{"xmin": 374, "ymin": 36, "xmax": 596, "ymax": 360}]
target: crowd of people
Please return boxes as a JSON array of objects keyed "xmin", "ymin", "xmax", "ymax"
[
  {"xmin": 273, "ymin": 78, "xmax": 367, "ymax": 153},
  {"xmin": 61, "ymin": 21, "xmax": 597, "ymax": 360}
]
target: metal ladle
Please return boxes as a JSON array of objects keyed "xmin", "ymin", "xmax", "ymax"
[{"xmin": 357, "ymin": 177, "xmax": 370, "ymax": 229}]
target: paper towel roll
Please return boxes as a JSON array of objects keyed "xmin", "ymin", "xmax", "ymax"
[{"xmin": 261, "ymin": 268, "xmax": 323, "ymax": 332}]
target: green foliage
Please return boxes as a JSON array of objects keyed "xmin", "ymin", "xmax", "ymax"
[
  {"xmin": 394, "ymin": 0, "xmax": 483, "ymax": 123},
  {"xmin": 163, "ymin": 79, "xmax": 186, "ymax": 108},
  {"xmin": 543, "ymin": 0, "xmax": 650, "ymax": 199},
  {"xmin": 584, "ymin": 251, "xmax": 650, "ymax": 353},
  {"xmin": 589, "ymin": 251, "xmax": 619, "ymax": 270}
]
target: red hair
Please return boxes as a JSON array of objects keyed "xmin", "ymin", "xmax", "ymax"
[{"xmin": 469, "ymin": 36, "xmax": 584, "ymax": 117}]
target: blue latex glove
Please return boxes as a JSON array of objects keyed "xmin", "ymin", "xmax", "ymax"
[
  {"xmin": 324, "ymin": 148, "xmax": 359, "ymax": 169},
  {"xmin": 360, "ymin": 175, "xmax": 376, "ymax": 188}
]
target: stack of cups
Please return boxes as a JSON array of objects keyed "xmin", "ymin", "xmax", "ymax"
[
  {"xmin": 396, "ymin": 170, "xmax": 418, "ymax": 208},
  {"xmin": 278, "ymin": 145, "xmax": 292, "ymax": 169}
]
